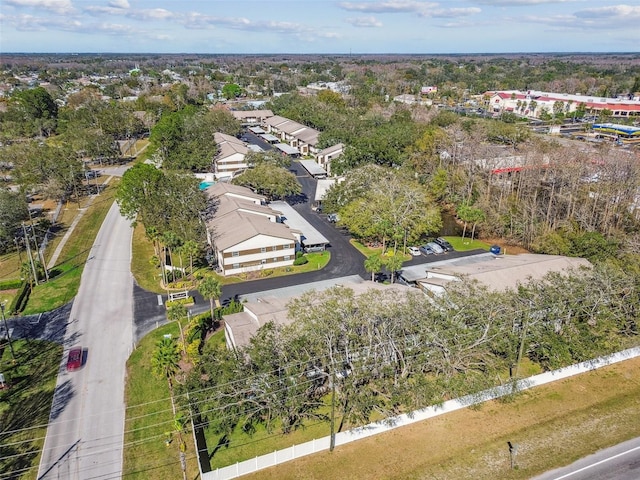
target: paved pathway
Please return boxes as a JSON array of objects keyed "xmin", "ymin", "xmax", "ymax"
[{"xmin": 47, "ymin": 176, "xmax": 114, "ymax": 269}]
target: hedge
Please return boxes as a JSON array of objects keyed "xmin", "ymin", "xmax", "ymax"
[
  {"xmin": 8, "ymin": 281, "xmax": 31, "ymax": 315},
  {"xmin": 0, "ymin": 279, "xmax": 23, "ymax": 291},
  {"xmin": 165, "ymin": 296, "xmax": 196, "ymax": 309}
]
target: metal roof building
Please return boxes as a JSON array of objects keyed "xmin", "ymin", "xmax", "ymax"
[{"xmin": 270, "ymin": 201, "xmax": 329, "ymax": 249}]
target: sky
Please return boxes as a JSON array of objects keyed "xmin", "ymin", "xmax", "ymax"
[{"xmin": 1, "ymin": 0, "xmax": 639, "ymax": 54}]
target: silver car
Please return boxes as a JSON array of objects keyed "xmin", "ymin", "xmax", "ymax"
[{"xmin": 426, "ymin": 242, "xmax": 444, "ymax": 254}]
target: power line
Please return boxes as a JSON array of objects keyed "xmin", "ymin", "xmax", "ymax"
[{"xmin": 2, "ymin": 280, "xmax": 635, "ymax": 476}]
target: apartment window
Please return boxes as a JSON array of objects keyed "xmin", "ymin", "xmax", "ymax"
[
  {"xmin": 284, "ymin": 255, "xmax": 291, "ymax": 261},
  {"xmin": 232, "ymin": 251, "xmax": 239, "ymax": 257},
  {"xmin": 272, "ymin": 245, "xmax": 277, "ymax": 251},
  {"xmin": 260, "ymin": 247, "xmax": 266, "ymax": 253},
  {"xmin": 232, "ymin": 263, "xmax": 240, "ymax": 269},
  {"xmin": 261, "ymin": 259, "xmax": 267, "ymax": 264}
]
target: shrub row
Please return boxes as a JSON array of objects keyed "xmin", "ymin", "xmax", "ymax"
[
  {"xmin": 0, "ymin": 279, "xmax": 23, "ymax": 291},
  {"xmin": 8, "ymin": 281, "xmax": 31, "ymax": 315},
  {"xmin": 166, "ymin": 297, "xmax": 195, "ymax": 309}
]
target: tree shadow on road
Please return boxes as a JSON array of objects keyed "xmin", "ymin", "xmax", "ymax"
[
  {"xmin": 50, "ymin": 379, "xmax": 75, "ymax": 421},
  {"xmin": 285, "ymin": 192, "xmax": 308, "ymax": 205}
]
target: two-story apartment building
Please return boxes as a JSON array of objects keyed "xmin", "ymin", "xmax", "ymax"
[
  {"xmin": 204, "ymin": 183, "xmax": 300, "ymax": 276},
  {"xmin": 229, "ymin": 109, "xmax": 274, "ymax": 126},
  {"xmin": 213, "ymin": 132, "xmax": 250, "ymax": 180},
  {"xmin": 263, "ymin": 115, "xmax": 320, "ymax": 156}
]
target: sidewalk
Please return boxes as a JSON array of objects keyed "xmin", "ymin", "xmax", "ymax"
[{"xmin": 46, "ymin": 176, "xmax": 113, "ymax": 269}]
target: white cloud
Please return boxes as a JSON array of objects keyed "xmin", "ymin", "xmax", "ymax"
[
  {"xmin": 338, "ymin": 1, "xmax": 439, "ymax": 14},
  {"xmin": 518, "ymin": 4, "xmax": 640, "ymax": 30},
  {"xmin": 432, "ymin": 7, "xmax": 482, "ymax": 18},
  {"xmin": 126, "ymin": 8, "xmax": 174, "ymax": 21},
  {"xmin": 108, "ymin": 0, "xmax": 129, "ymax": 8},
  {"xmin": 8, "ymin": 13, "xmax": 79, "ymax": 31},
  {"xmin": 473, "ymin": 0, "xmax": 579, "ymax": 5},
  {"xmin": 338, "ymin": 1, "xmax": 480, "ymax": 18},
  {"xmin": 575, "ymin": 4, "xmax": 640, "ymax": 20},
  {"xmin": 4, "ymin": 0, "xmax": 74, "ymax": 15},
  {"xmin": 347, "ymin": 16, "xmax": 383, "ymax": 27}
]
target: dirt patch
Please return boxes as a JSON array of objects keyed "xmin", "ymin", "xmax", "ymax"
[{"xmin": 481, "ymin": 237, "xmax": 530, "ymax": 255}]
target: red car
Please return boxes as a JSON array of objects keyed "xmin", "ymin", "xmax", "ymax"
[{"xmin": 66, "ymin": 347, "xmax": 83, "ymax": 371}]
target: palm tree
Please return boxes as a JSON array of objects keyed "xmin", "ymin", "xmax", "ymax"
[
  {"xmin": 364, "ymin": 254, "xmax": 383, "ymax": 282},
  {"xmin": 162, "ymin": 231, "xmax": 182, "ymax": 270},
  {"xmin": 384, "ymin": 253, "xmax": 403, "ymax": 284},
  {"xmin": 198, "ymin": 275, "xmax": 222, "ymax": 326},
  {"xmin": 151, "ymin": 337, "xmax": 181, "ymax": 414},
  {"xmin": 167, "ymin": 303, "xmax": 188, "ymax": 355},
  {"xmin": 181, "ymin": 240, "xmax": 200, "ymax": 279},
  {"xmin": 145, "ymin": 226, "xmax": 161, "ymax": 257}
]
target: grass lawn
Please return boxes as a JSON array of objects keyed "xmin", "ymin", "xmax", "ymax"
[
  {"xmin": 0, "ymin": 251, "xmax": 22, "ymax": 309},
  {"xmin": 0, "ymin": 339, "xmax": 63, "ymax": 479},
  {"xmin": 243, "ymin": 356, "xmax": 640, "ymax": 480},
  {"xmin": 444, "ymin": 235, "xmax": 491, "ymax": 252},
  {"xmin": 23, "ymin": 183, "xmax": 118, "ymax": 315},
  {"xmin": 123, "ymin": 322, "xmax": 199, "ymax": 480},
  {"xmin": 0, "ymin": 250, "xmax": 22, "ymax": 282},
  {"xmin": 131, "ymin": 222, "xmax": 163, "ymax": 293}
]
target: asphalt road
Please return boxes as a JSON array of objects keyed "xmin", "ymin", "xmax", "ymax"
[
  {"xmin": 38, "ymin": 202, "xmax": 134, "ymax": 480},
  {"xmin": 531, "ymin": 436, "xmax": 640, "ymax": 480}
]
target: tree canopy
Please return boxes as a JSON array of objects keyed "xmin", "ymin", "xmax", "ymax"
[
  {"xmin": 116, "ymin": 163, "xmax": 207, "ymax": 244},
  {"xmin": 149, "ymin": 106, "xmax": 241, "ymax": 171},
  {"xmin": 0, "ymin": 189, "xmax": 29, "ymax": 253},
  {"xmin": 325, "ymin": 165, "xmax": 441, "ymax": 249},
  {"xmin": 231, "ymin": 163, "xmax": 301, "ymax": 200}
]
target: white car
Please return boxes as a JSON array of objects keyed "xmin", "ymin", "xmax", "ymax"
[{"xmin": 408, "ymin": 246, "xmax": 421, "ymax": 256}]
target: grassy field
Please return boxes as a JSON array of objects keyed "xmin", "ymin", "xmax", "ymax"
[
  {"xmin": 23, "ymin": 182, "xmax": 118, "ymax": 315},
  {"xmin": 130, "ymin": 222, "xmax": 161, "ymax": 293},
  {"xmin": 446, "ymin": 235, "xmax": 492, "ymax": 251},
  {"xmin": 123, "ymin": 322, "xmax": 199, "ymax": 480},
  {"xmin": 0, "ymin": 339, "xmax": 63, "ymax": 480},
  {"xmin": 243, "ymin": 356, "xmax": 640, "ymax": 480},
  {"xmin": 0, "ymin": 250, "xmax": 22, "ymax": 282}
]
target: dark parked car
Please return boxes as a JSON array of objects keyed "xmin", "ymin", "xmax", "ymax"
[
  {"xmin": 435, "ymin": 237, "xmax": 454, "ymax": 252},
  {"xmin": 66, "ymin": 347, "xmax": 83, "ymax": 371}
]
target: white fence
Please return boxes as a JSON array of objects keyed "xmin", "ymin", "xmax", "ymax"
[{"xmin": 202, "ymin": 346, "xmax": 640, "ymax": 480}]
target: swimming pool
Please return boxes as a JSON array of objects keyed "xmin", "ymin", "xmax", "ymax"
[{"xmin": 199, "ymin": 181, "xmax": 216, "ymax": 190}]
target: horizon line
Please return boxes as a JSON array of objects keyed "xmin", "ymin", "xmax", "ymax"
[{"xmin": 2, "ymin": 51, "xmax": 640, "ymax": 56}]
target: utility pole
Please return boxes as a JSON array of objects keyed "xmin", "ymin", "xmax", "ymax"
[
  {"xmin": 26, "ymin": 211, "xmax": 49, "ymax": 282},
  {"xmin": 1, "ymin": 301, "xmax": 16, "ymax": 362},
  {"xmin": 329, "ymin": 368, "xmax": 336, "ymax": 452},
  {"xmin": 22, "ymin": 223, "xmax": 38, "ymax": 286},
  {"xmin": 13, "ymin": 237, "xmax": 22, "ymax": 264}
]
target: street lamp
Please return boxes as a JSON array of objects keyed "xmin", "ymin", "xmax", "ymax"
[{"xmin": 1, "ymin": 301, "xmax": 16, "ymax": 362}]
